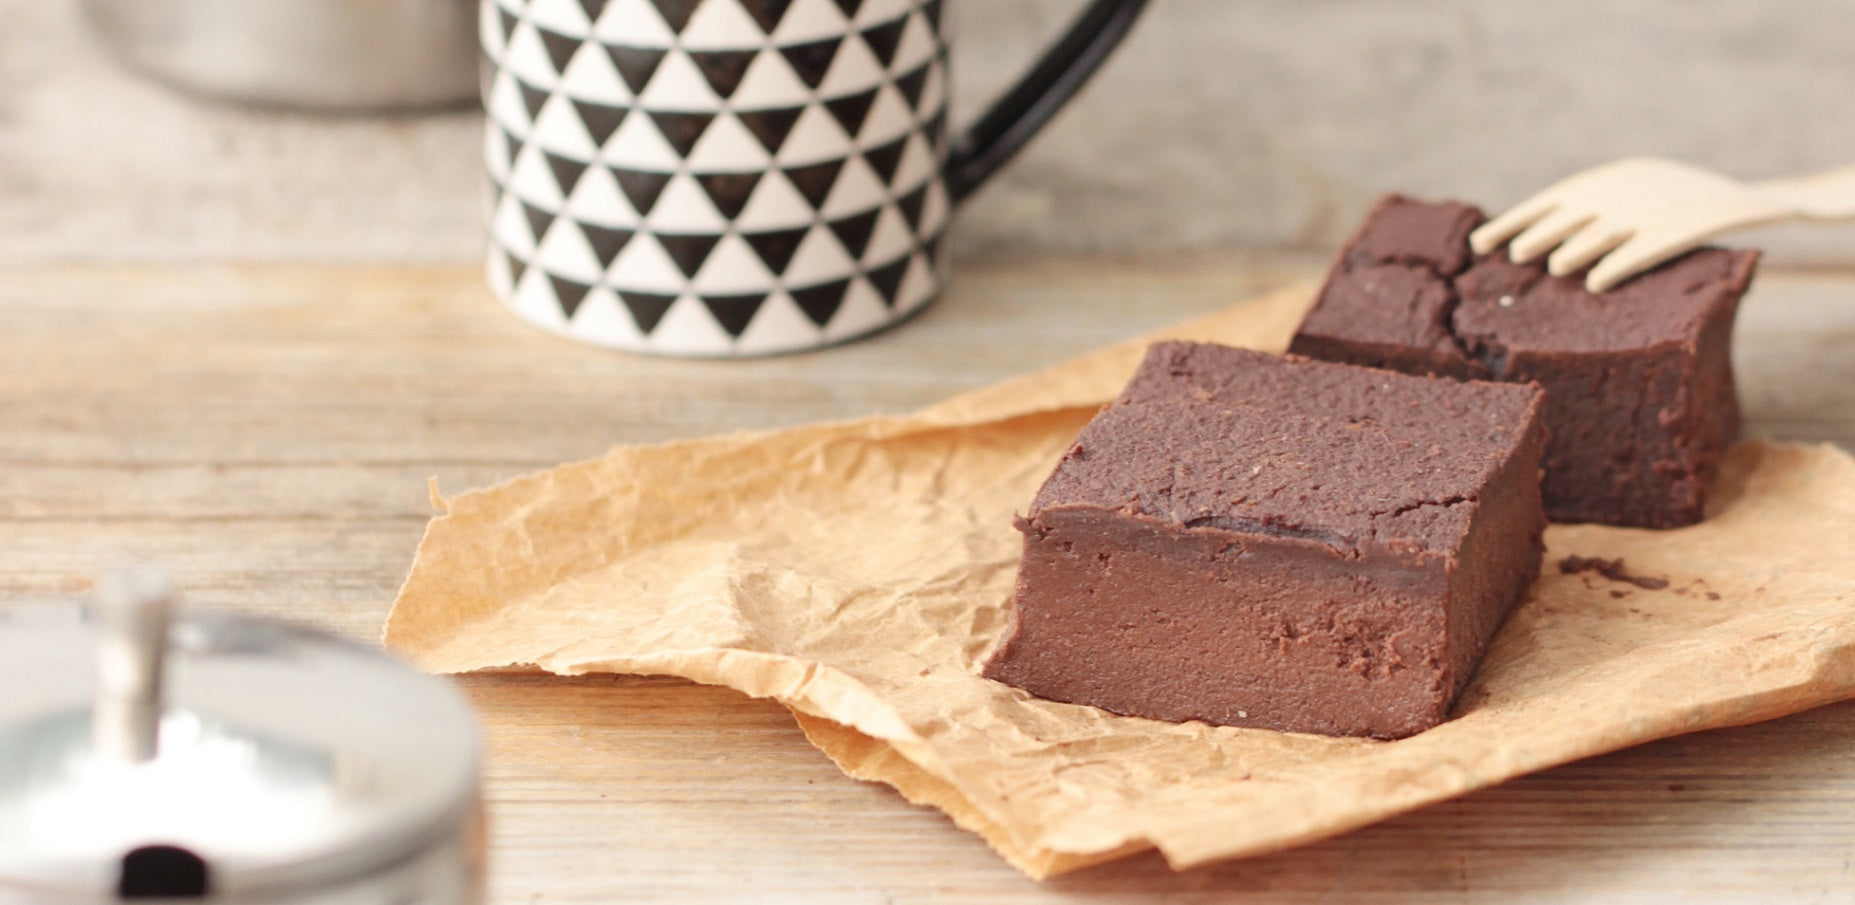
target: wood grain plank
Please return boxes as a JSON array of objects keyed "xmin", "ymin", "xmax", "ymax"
[
  {"xmin": 464, "ymin": 675, "xmax": 1855, "ymax": 904},
  {"xmin": 0, "ymin": 261, "xmax": 1306, "ymax": 465},
  {"xmin": 0, "ymin": 519, "xmax": 420, "ymax": 639}
]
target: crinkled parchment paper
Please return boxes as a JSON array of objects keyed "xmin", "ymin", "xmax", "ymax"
[{"xmin": 385, "ymin": 285, "xmax": 1855, "ymax": 878}]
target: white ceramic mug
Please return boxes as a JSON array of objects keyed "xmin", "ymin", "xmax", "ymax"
[{"xmin": 482, "ymin": 0, "xmax": 1146, "ymax": 356}]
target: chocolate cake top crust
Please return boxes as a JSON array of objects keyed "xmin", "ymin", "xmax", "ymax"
[
  {"xmin": 1452, "ymin": 250, "xmax": 1758, "ymax": 354},
  {"xmin": 1345, "ymin": 197, "xmax": 1483, "ymax": 275},
  {"xmin": 1303, "ymin": 194, "xmax": 1760, "ymax": 359},
  {"xmin": 1033, "ymin": 343, "xmax": 1542, "ymax": 557}
]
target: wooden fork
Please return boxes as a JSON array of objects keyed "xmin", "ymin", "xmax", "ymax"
[{"xmin": 1468, "ymin": 157, "xmax": 1855, "ymax": 292}]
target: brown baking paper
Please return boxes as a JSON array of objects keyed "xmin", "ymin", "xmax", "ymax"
[{"xmin": 385, "ymin": 284, "xmax": 1855, "ymax": 878}]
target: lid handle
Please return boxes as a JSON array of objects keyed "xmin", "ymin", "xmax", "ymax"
[{"xmin": 92, "ymin": 569, "xmax": 175, "ymax": 763}]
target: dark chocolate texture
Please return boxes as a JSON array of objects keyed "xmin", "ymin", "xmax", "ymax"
[
  {"xmin": 1289, "ymin": 194, "xmax": 1759, "ymax": 528},
  {"xmin": 982, "ymin": 343, "xmax": 1546, "ymax": 739}
]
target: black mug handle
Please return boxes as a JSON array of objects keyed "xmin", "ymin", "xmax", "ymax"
[{"xmin": 943, "ymin": 0, "xmax": 1150, "ymax": 203}]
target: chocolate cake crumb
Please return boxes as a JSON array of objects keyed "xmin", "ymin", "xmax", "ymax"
[{"xmin": 1558, "ymin": 555, "xmax": 1670, "ymax": 590}]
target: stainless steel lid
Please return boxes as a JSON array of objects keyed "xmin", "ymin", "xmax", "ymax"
[
  {"xmin": 81, "ymin": 0, "xmax": 480, "ymax": 112},
  {"xmin": 0, "ymin": 572, "xmax": 481, "ymax": 900}
]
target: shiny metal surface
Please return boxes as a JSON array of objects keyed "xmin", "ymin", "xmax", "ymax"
[
  {"xmin": 0, "ymin": 600, "xmax": 483, "ymax": 903},
  {"xmin": 89, "ymin": 570, "xmax": 172, "ymax": 764},
  {"xmin": 82, "ymin": 0, "xmax": 479, "ymax": 111}
]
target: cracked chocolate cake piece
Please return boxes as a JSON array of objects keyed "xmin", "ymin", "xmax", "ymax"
[
  {"xmin": 982, "ymin": 342, "xmax": 1546, "ymax": 739},
  {"xmin": 1289, "ymin": 194, "xmax": 1759, "ymax": 528}
]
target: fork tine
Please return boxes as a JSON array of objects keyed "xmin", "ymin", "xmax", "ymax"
[
  {"xmin": 1584, "ymin": 206, "xmax": 1777, "ymax": 291},
  {"xmin": 1547, "ymin": 223, "xmax": 1632, "ymax": 278},
  {"xmin": 1469, "ymin": 195, "xmax": 1557, "ymax": 255},
  {"xmin": 1507, "ymin": 207, "xmax": 1595, "ymax": 264},
  {"xmin": 1585, "ymin": 233, "xmax": 1689, "ymax": 292}
]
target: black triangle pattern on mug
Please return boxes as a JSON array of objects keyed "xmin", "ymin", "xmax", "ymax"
[
  {"xmin": 618, "ymin": 290, "xmax": 677, "ymax": 334},
  {"xmin": 579, "ymin": 223, "xmax": 636, "ymax": 269},
  {"xmin": 499, "ymin": 126, "xmax": 524, "ymax": 171},
  {"xmin": 647, "ymin": 111, "xmax": 716, "ymax": 157},
  {"xmin": 789, "ymin": 277, "xmax": 851, "ymax": 327},
  {"xmin": 543, "ymin": 151, "xmax": 589, "ymax": 197},
  {"xmin": 535, "ymin": 26, "xmax": 581, "ymax": 74},
  {"xmin": 521, "ymin": 201, "xmax": 556, "ymax": 244},
  {"xmin": 783, "ymin": 159, "xmax": 844, "ymax": 209},
  {"xmin": 648, "ymin": 0, "xmax": 701, "ymax": 31},
  {"xmin": 742, "ymin": 226, "xmax": 810, "ymax": 274},
  {"xmin": 695, "ymin": 172, "xmax": 764, "ymax": 220},
  {"xmin": 688, "ymin": 50, "xmax": 758, "ymax": 98},
  {"xmin": 497, "ymin": 7, "xmax": 520, "ymax": 47},
  {"xmin": 516, "ymin": 78, "xmax": 551, "ymax": 121},
  {"xmin": 860, "ymin": 19, "xmax": 907, "ymax": 68},
  {"xmin": 861, "ymin": 135, "xmax": 907, "ymax": 185},
  {"xmin": 737, "ymin": 107, "xmax": 805, "ymax": 155},
  {"xmin": 737, "ymin": 0, "xmax": 789, "ymax": 33},
  {"xmin": 895, "ymin": 184, "xmax": 928, "ymax": 233},
  {"xmin": 865, "ymin": 256, "xmax": 911, "ymax": 309},
  {"xmin": 779, "ymin": 38, "xmax": 842, "ymax": 90},
  {"xmin": 549, "ymin": 274, "xmax": 593, "ymax": 318},
  {"xmin": 612, "ymin": 168, "xmax": 673, "ymax": 216},
  {"xmin": 574, "ymin": 0, "xmax": 606, "ymax": 25},
  {"xmin": 702, "ymin": 293, "xmax": 767, "ymax": 338},
  {"xmin": 572, "ymin": 99, "xmax": 629, "ymax": 147},
  {"xmin": 656, "ymin": 233, "xmax": 722, "ymax": 278},
  {"xmin": 922, "ymin": 234, "xmax": 945, "ymax": 272},
  {"xmin": 603, "ymin": 46, "xmax": 666, "ymax": 94},
  {"xmin": 485, "ymin": 0, "xmax": 957, "ymax": 353},
  {"xmin": 823, "ymin": 88, "xmax": 879, "ymax": 137},
  {"xmin": 923, "ymin": 109, "xmax": 948, "ymax": 155},
  {"xmin": 827, "ymin": 208, "xmax": 880, "ymax": 259},
  {"xmin": 893, "ymin": 61, "xmax": 931, "ymax": 110}
]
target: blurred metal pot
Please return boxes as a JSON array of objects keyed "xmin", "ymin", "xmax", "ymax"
[{"xmin": 83, "ymin": 0, "xmax": 479, "ymax": 112}]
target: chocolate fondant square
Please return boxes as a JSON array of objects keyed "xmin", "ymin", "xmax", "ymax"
[
  {"xmin": 1290, "ymin": 194, "xmax": 1759, "ymax": 528},
  {"xmin": 982, "ymin": 343, "xmax": 1546, "ymax": 739}
]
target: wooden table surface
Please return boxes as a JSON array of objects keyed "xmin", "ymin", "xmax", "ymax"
[{"xmin": 5, "ymin": 257, "xmax": 1855, "ymax": 904}]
